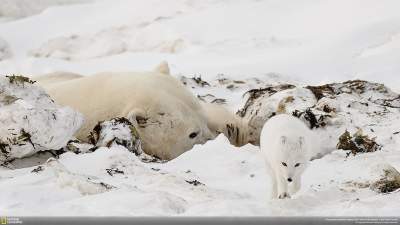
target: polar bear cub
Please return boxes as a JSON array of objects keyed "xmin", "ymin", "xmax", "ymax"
[{"xmin": 260, "ymin": 114, "xmax": 312, "ymax": 199}]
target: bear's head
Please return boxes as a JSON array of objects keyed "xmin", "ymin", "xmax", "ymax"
[{"xmin": 127, "ymin": 98, "xmax": 215, "ymax": 160}]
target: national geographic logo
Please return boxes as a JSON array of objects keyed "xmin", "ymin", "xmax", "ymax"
[{"xmin": 0, "ymin": 217, "xmax": 22, "ymax": 224}]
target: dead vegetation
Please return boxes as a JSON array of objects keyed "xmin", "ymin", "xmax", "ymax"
[
  {"xmin": 306, "ymin": 84, "xmax": 335, "ymax": 100},
  {"xmin": 191, "ymin": 76, "xmax": 210, "ymax": 87},
  {"xmin": 6, "ymin": 75, "xmax": 36, "ymax": 86},
  {"xmin": 106, "ymin": 168, "xmax": 124, "ymax": 176},
  {"xmin": 306, "ymin": 80, "xmax": 390, "ymax": 100},
  {"xmin": 180, "ymin": 75, "xmax": 210, "ymax": 87},
  {"xmin": 292, "ymin": 108, "xmax": 330, "ymax": 129},
  {"xmin": 185, "ymin": 179, "xmax": 205, "ymax": 186},
  {"xmin": 0, "ymin": 94, "xmax": 20, "ymax": 105},
  {"xmin": 337, "ymin": 129, "xmax": 381, "ymax": 156},
  {"xmin": 197, "ymin": 94, "xmax": 227, "ymax": 105},
  {"xmin": 31, "ymin": 166, "xmax": 44, "ymax": 173}
]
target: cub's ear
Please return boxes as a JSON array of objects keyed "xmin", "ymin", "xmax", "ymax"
[
  {"xmin": 280, "ymin": 136, "xmax": 287, "ymax": 144},
  {"xmin": 154, "ymin": 61, "xmax": 170, "ymax": 75},
  {"xmin": 299, "ymin": 136, "xmax": 304, "ymax": 146}
]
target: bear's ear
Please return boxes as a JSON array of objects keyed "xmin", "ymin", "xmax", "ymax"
[
  {"xmin": 280, "ymin": 136, "xmax": 287, "ymax": 144},
  {"xmin": 154, "ymin": 61, "xmax": 170, "ymax": 75}
]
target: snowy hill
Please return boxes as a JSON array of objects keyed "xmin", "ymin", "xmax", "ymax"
[{"xmin": 0, "ymin": 0, "xmax": 399, "ymax": 217}]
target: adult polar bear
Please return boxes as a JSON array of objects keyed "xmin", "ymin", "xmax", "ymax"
[{"xmin": 36, "ymin": 62, "xmax": 224, "ymax": 160}]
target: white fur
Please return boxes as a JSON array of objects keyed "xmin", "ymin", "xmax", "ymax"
[
  {"xmin": 200, "ymin": 102, "xmax": 247, "ymax": 146},
  {"xmin": 260, "ymin": 114, "xmax": 312, "ymax": 199},
  {"xmin": 35, "ymin": 63, "xmax": 215, "ymax": 160}
]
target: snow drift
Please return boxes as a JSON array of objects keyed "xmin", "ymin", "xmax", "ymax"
[
  {"xmin": 0, "ymin": 0, "xmax": 90, "ymax": 21},
  {"xmin": 0, "ymin": 37, "xmax": 11, "ymax": 61}
]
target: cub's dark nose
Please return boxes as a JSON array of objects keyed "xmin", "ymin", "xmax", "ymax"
[{"xmin": 287, "ymin": 178, "xmax": 293, "ymax": 182}]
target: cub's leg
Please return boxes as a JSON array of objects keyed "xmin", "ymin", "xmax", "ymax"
[
  {"xmin": 277, "ymin": 173, "xmax": 290, "ymax": 199},
  {"xmin": 289, "ymin": 177, "xmax": 301, "ymax": 195},
  {"xmin": 265, "ymin": 162, "xmax": 278, "ymax": 199}
]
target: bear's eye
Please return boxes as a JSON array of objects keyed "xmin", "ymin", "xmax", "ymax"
[
  {"xmin": 189, "ymin": 132, "xmax": 198, "ymax": 139},
  {"xmin": 294, "ymin": 163, "xmax": 301, "ymax": 167},
  {"xmin": 281, "ymin": 162, "xmax": 287, "ymax": 167}
]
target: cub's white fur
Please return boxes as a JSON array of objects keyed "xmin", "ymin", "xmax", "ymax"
[{"xmin": 260, "ymin": 114, "xmax": 312, "ymax": 199}]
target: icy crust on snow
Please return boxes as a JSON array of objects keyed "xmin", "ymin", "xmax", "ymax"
[
  {"xmin": 0, "ymin": 76, "xmax": 84, "ymax": 163},
  {"xmin": 0, "ymin": 38, "xmax": 11, "ymax": 61}
]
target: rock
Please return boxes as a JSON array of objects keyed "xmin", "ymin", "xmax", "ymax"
[
  {"xmin": 237, "ymin": 85, "xmax": 315, "ymax": 145},
  {"xmin": 237, "ymin": 80, "xmax": 399, "ymax": 149},
  {"xmin": 370, "ymin": 164, "xmax": 400, "ymax": 193},
  {"xmin": 0, "ymin": 75, "xmax": 84, "ymax": 163},
  {"xmin": 88, "ymin": 117, "xmax": 143, "ymax": 156}
]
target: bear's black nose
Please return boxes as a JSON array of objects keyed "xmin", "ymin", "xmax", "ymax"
[{"xmin": 287, "ymin": 178, "xmax": 293, "ymax": 182}]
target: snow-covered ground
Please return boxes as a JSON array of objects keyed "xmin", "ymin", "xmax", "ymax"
[{"xmin": 0, "ymin": 0, "xmax": 400, "ymax": 217}]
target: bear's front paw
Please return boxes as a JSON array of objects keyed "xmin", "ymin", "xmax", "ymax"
[{"xmin": 278, "ymin": 192, "xmax": 290, "ymax": 199}]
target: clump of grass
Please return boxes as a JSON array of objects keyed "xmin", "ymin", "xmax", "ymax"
[
  {"xmin": 292, "ymin": 108, "xmax": 328, "ymax": 129},
  {"xmin": 337, "ymin": 129, "xmax": 381, "ymax": 156},
  {"xmin": 6, "ymin": 75, "xmax": 36, "ymax": 86},
  {"xmin": 191, "ymin": 76, "xmax": 210, "ymax": 87},
  {"xmin": 0, "ymin": 95, "xmax": 20, "ymax": 105},
  {"xmin": 306, "ymin": 84, "xmax": 335, "ymax": 100}
]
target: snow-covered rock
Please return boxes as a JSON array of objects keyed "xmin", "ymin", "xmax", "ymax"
[
  {"xmin": 88, "ymin": 117, "xmax": 143, "ymax": 156},
  {"xmin": 0, "ymin": 75, "xmax": 84, "ymax": 163},
  {"xmin": 237, "ymin": 80, "xmax": 400, "ymax": 157}
]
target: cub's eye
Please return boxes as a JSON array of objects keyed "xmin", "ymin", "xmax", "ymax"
[
  {"xmin": 189, "ymin": 132, "xmax": 198, "ymax": 139},
  {"xmin": 281, "ymin": 162, "xmax": 287, "ymax": 167},
  {"xmin": 294, "ymin": 163, "xmax": 301, "ymax": 167}
]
